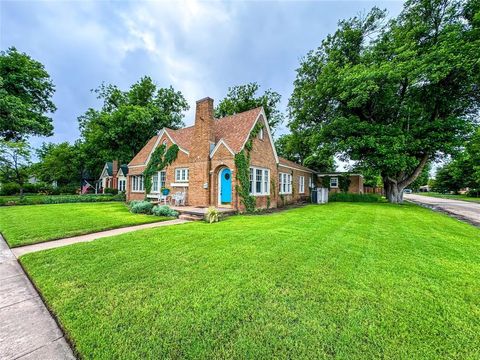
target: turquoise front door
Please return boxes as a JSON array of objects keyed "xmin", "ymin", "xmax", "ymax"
[{"xmin": 220, "ymin": 168, "xmax": 232, "ymax": 204}]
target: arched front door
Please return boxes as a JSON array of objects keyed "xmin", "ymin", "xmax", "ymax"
[{"xmin": 219, "ymin": 168, "xmax": 232, "ymax": 204}]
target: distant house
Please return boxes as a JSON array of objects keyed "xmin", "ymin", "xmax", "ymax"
[
  {"xmin": 127, "ymin": 97, "xmax": 316, "ymax": 211},
  {"xmin": 97, "ymin": 161, "xmax": 128, "ymax": 193},
  {"xmin": 317, "ymin": 173, "xmax": 364, "ymax": 194}
]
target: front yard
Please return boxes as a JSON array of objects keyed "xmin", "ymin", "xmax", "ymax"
[
  {"xmin": 20, "ymin": 203, "xmax": 480, "ymax": 359},
  {"xmin": 0, "ymin": 202, "xmax": 170, "ymax": 247}
]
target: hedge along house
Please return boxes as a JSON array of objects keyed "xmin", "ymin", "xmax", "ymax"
[
  {"xmin": 97, "ymin": 161, "xmax": 129, "ymax": 193},
  {"xmin": 126, "ymin": 97, "xmax": 316, "ymax": 211}
]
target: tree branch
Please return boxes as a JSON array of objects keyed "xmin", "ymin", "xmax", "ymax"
[{"xmin": 399, "ymin": 153, "xmax": 430, "ymax": 187}]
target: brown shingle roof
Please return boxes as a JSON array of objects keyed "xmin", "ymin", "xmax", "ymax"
[
  {"xmin": 128, "ymin": 134, "xmax": 159, "ymax": 167},
  {"xmin": 128, "ymin": 107, "xmax": 263, "ymax": 167},
  {"xmin": 214, "ymin": 107, "xmax": 263, "ymax": 152},
  {"xmin": 278, "ymin": 157, "xmax": 315, "ymax": 173}
]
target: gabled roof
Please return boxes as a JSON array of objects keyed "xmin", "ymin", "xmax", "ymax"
[
  {"xmin": 128, "ymin": 107, "xmax": 264, "ymax": 167},
  {"xmin": 278, "ymin": 157, "xmax": 315, "ymax": 173},
  {"xmin": 214, "ymin": 107, "xmax": 263, "ymax": 153},
  {"xmin": 118, "ymin": 165, "xmax": 128, "ymax": 176}
]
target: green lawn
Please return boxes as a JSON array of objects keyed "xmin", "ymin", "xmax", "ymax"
[
  {"xmin": 21, "ymin": 204, "xmax": 480, "ymax": 359},
  {"xmin": 417, "ymin": 192, "xmax": 480, "ymax": 203},
  {"xmin": 0, "ymin": 202, "xmax": 170, "ymax": 247}
]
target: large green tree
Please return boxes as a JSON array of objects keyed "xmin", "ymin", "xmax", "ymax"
[
  {"xmin": 35, "ymin": 142, "xmax": 83, "ymax": 186},
  {"xmin": 275, "ymin": 132, "xmax": 335, "ymax": 172},
  {"xmin": 289, "ymin": 0, "xmax": 480, "ymax": 203},
  {"xmin": 215, "ymin": 83, "xmax": 284, "ymax": 131},
  {"xmin": 0, "ymin": 140, "xmax": 31, "ymax": 196},
  {"xmin": 78, "ymin": 76, "xmax": 188, "ymax": 176},
  {"xmin": 0, "ymin": 47, "xmax": 56, "ymax": 141}
]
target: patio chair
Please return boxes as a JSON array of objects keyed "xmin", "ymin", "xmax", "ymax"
[{"xmin": 172, "ymin": 192, "xmax": 186, "ymax": 206}]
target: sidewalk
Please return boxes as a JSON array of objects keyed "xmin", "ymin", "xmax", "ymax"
[
  {"xmin": 0, "ymin": 236, "xmax": 75, "ymax": 359},
  {"xmin": 12, "ymin": 218, "xmax": 188, "ymax": 258}
]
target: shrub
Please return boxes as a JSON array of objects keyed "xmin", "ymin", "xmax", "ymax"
[
  {"xmin": 130, "ymin": 200, "xmax": 153, "ymax": 214},
  {"xmin": 112, "ymin": 192, "xmax": 126, "ymax": 201},
  {"xmin": 205, "ymin": 207, "xmax": 220, "ymax": 223},
  {"xmin": 329, "ymin": 193, "xmax": 383, "ymax": 203},
  {"xmin": 104, "ymin": 187, "xmax": 119, "ymax": 195},
  {"xmin": 0, "ymin": 183, "xmax": 21, "ymax": 195},
  {"xmin": 151, "ymin": 205, "xmax": 178, "ymax": 218},
  {"xmin": 58, "ymin": 184, "xmax": 78, "ymax": 195},
  {"xmin": 0, "ymin": 194, "xmax": 123, "ymax": 206}
]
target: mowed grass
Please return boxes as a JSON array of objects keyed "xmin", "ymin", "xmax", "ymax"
[
  {"xmin": 21, "ymin": 204, "xmax": 480, "ymax": 359},
  {"xmin": 0, "ymin": 202, "xmax": 169, "ymax": 247}
]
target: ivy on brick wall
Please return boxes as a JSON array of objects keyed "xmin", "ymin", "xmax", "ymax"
[
  {"xmin": 143, "ymin": 143, "xmax": 179, "ymax": 197},
  {"xmin": 234, "ymin": 122, "xmax": 264, "ymax": 213}
]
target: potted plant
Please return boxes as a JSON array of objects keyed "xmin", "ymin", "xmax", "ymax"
[{"xmin": 161, "ymin": 187, "xmax": 170, "ymax": 196}]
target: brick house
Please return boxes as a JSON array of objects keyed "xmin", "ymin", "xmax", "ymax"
[
  {"xmin": 317, "ymin": 173, "xmax": 364, "ymax": 194},
  {"xmin": 126, "ymin": 97, "xmax": 316, "ymax": 211},
  {"xmin": 97, "ymin": 161, "xmax": 128, "ymax": 193}
]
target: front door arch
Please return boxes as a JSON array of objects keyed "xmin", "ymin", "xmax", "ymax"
[{"xmin": 219, "ymin": 168, "xmax": 232, "ymax": 205}]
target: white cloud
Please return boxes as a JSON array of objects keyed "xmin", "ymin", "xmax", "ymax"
[{"xmin": 115, "ymin": 0, "xmax": 239, "ymax": 123}]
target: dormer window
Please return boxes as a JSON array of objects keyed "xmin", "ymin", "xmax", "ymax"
[{"xmin": 258, "ymin": 128, "xmax": 264, "ymax": 140}]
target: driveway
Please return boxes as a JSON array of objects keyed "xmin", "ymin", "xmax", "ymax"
[{"xmin": 404, "ymin": 194, "xmax": 480, "ymax": 227}]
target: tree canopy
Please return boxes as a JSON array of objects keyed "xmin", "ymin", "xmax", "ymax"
[
  {"xmin": 78, "ymin": 76, "xmax": 189, "ymax": 177},
  {"xmin": 289, "ymin": 0, "xmax": 480, "ymax": 203},
  {"xmin": 0, "ymin": 140, "xmax": 31, "ymax": 195},
  {"xmin": 215, "ymin": 83, "xmax": 284, "ymax": 131},
  {"xmin": 0, "ymin": 47, "xmax": 56, "ymax": 141},
  {"xmin": 34, "ymin": 142, "xmax": 84, "ymax": 186}
]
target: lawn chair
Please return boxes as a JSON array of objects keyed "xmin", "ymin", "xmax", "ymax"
[
  {"xmin": 172, "ymin": 192, "xmax": 186, "ymax": 206},
  {"xmin": 159, "ymin": 188, "xmax": 170, "ymax": 205}
]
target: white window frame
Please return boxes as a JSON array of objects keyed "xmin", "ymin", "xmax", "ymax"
[
  {"xmin": 131, "ymin": 175, "xmax": 145, "ymax": 192},
  {"xmin": 249, "ymin": 166, "xmax": 270, "ymax": 196},
  {"xmin": 258, "ymin": 127, "xmax": 264, "ymax": 140},
  {"xmin": 151, "ymin": 170, "xmax": 166, "ymax": 193},
  {"xmin": 175, "ymin": 168, "xmax": 189, "ymax": 182},
  {"xmin": 299, "ymin": 176, "xmax": 305, "ymax": 194},
  {"xmin": 118, "ymin": 179, "xmax": 126, "ymax": 192},
  {"xmin": 279, "ymin": 172, "xmax": 292, "ymax": 195},
  {"xmin": 309, "ymin": 176, "xmax": 314, "ymax": 188},
  {"xmin": 330, "ymin": 177, "xmax": 339, "ymax": 188}
]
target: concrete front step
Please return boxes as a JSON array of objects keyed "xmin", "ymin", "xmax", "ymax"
[{"xmin": 179, "ymin": 214, "xmax": 204, "ymax": 221}]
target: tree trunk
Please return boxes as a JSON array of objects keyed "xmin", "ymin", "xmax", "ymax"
[
  {"xmin": 19, "ymin": 185, "xmax": 24, "ymax": 198},
  {"xmin": 383, "ymin": 179, "xmax": 405, "ymax": 204}
]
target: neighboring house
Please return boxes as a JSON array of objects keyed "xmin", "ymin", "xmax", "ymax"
[
  {"xmin": 127, "ymin": 97, "xmax": 316, "ymax": 211},
  {"xmin": 317, "ymin": 173, "xmax": 364, "ymax": 194},
  {"xmin": 97, "ymin": 161, "xmax": 128, "ymax": 193}
]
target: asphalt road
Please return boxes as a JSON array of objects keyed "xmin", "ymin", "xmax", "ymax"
[{"xmin": 404, "ymin": 194, "xmax": 480, "ymax": 227}]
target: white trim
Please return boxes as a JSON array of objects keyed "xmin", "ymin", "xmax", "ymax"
[
  {"xmin": 128, "ymin": 164, "xmax": 146, "ymax": 169},
  {"xmin": 131, "ymin": 175, "xmax": 145, "ymax": 192},
  {"xmin": 98, "ymin": 163, "xmax": 110, "ymax": 181},
  {"xmin": 210, "ymin": 139, "xmax": 235, "ymax": 158},
  {"xmin": 170, "ymin": 182, "xmax": 189, "ymax": 187},
  {"xmin": 239, "ymin": 108, "xmax": 279, "ymax": 164},
  {"xmin": 330, "ymin": 177, "xmax": 339, "ymax": 188},
  {"xmin": 279, "ymin": 172, "xmax": 293, "ymax": 195},
  {"xmin": 249, "ymin": 166, "xmax": 270, "ymax": 196},
  {"xmin": 299, "ymin": 176, "xmax": 305, "ymax": 194},
  {"xmin": 142, "ymin": 128, "xmax": 190, "ymax": 166},
  {"xmin": 174, "ymin": 168, "xmax": 189, "ymax": 182}
]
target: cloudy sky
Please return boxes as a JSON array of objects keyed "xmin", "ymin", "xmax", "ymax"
[{"xmin": 2, "ymin": 0, "xmax": 404, "ymax": 150}]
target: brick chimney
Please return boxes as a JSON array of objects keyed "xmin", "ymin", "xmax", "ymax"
[
  {"xmin": 192, "ymin": 97, "xmax": 215, "ymax": 160},
  {"xmin": 112, "ymin": 160, "xmax": 119, "ymax": 176},
  {"xmin": 189, "ymin": 97, "xmax": 215, "ymax": 206}
]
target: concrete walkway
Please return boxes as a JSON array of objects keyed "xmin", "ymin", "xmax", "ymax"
[
  {"xmin": 404, "ymin": 193, "xmax": 480, "ymax": 227},
  {"xmin": 12, "ymin": 219, "xmax": 188, "ymax": 258},
  {"xmin": 0, "ymin": 235, "xmax": 75, "ymax": 359}
]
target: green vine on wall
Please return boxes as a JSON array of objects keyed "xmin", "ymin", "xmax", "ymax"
[
  {"xmin": 234, "ymin": 122, "xmax": 264, "ymax": 213},
  {"xmin": 143, "ymin": 143, "xmax": 179, "ymax": 196}
]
